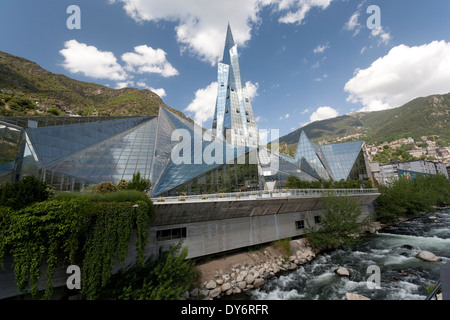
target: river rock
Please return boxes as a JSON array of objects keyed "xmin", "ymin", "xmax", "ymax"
[
  {"xmin": 206, "ymin": 280, "xmax": 217, "ymax": 289},
  {"xmin": 189, "ymin": 288, "xmax": 199, "ymax": 297},
  {"xmin": 416, "ymin": 251, "xmax": 442, "ymax": 262},
  {"xmin": 245, "ymin": 274, "xmax": 255, "ymax": 284},
  {"xmin": 221, "ymin": 282, "xmax": 232, "ymax": 292},
  {"xmin": 236, "ymin": 274, "xmax": 245, "ymax": 282},
  {"xmin": 254, "ymin": 278, "xmax": 265, "ymax": 288},
  {"xmin": 233, "ymin": 287, "xmax": 241, "ymax": 294},
  {"xmin": 335, "ymin": 267, "xmax": 350, "ymax": 277},
  {"xmin": 345, "ymin": 293, "xmax": 370, "ymax": 300},
  {"xmin": 216, "ymin": 279, "xmax": 224, "ymax": 285},
  {"xmin": 238, "ymin": 281, "xmax": 247, "ymax": 290},
  {"xmin": 209, "ymin": 287, "xmax": 222, "ymax": 298},
  {"xmin": 401, "ymin": 244, "xmax": 414, "ymax": 250}
]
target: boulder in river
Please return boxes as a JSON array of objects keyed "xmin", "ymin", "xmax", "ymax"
[
  {"xmin": 415, "ymin": 250, "xmax": 442, "ymax": 262},
  {"xmin": 335, "ymin": 267, "xmax": 350, "ymax": 277},
  {"xmin": 345, "ymin": 293, "xmax": 370, "ymax": 300}
]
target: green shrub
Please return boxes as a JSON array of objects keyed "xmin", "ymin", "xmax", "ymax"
[
  {"xmin": 0, "ymin": 197, "xmax": 154, "ymax": 299},
  {"xmin": 117, "ymin": 179, "xmax": 128, "ymax": 190},
  {"xmin": 0, "ymin": 175, "xmax": 53, "ymax": 210},
  {"xmin": 375, "ymin": 174, "xmax": 450, "ymax": 223},
  {"xmin": 126, "ymin": 172, "xmax": 151, "ymax": 193},
  {"xmin": 273, "ymin": 238, "xmax": 291, "ymax": 257},
  {"xmin": 102, "ymin": 241, "xmax": 200, "ymax": 300},
  {"xmin": 305, "ymin": 191, "xmax": 371, "ymax": 250},
  {"xmin": 54, "ymin": 189, "xmax": 151, "ymax": 205},
  {"xmin": 96, "ymin": 181, "xmax": 117, "ymax": 193}
]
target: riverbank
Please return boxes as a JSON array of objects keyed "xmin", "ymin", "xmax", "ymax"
[
  {"xmin": 188, "ymin": 210, "xmax": 447, "ymax": 300},
  {"xmin": 188, "ymin": 237, "xmax": 320, "ymax": 300}
]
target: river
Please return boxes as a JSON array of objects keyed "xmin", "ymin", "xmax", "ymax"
[{"xmin": 249, "ymin": 209, "xmax": 450, "ymax": 300}]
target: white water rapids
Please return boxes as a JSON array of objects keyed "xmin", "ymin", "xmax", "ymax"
[{"xmin": 249, "ymin": 209, "xmax": 450, "ymax": 300}]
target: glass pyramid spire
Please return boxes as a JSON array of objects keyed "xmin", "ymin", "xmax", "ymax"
[{"xmin": 212, "ymin": 24, "xmax": 258, "ymax": 148}]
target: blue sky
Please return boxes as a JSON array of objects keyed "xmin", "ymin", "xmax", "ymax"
[{"xmin": 1, "ymin": 0, "xmax": 450, "ymax": 138}]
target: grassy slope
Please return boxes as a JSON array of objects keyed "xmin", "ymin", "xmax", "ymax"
[{"xmin": 0, "ymin": 50, "xmax": 190, "ymax": 121}]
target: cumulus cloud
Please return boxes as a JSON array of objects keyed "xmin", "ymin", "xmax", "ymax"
[
  {"xmin": 112, "ymin": 0, "xmax": 337, "ymax": 65},
  {"xmin": 245, "ymin": 81, "xmax": 259, "ymax": 100},
  {"xmin": 112, "ymin": 0, "xmax": 269, "ymax": 65},
  {"xmin": 344, "ymin": 41, "xmax": 450, "ymax": 112},
  {"xmin": 60, "ymin": 40, "xmax": 176, "ymax": 96},
  {"xmin": 185, "ymin": 80, "xmax": 259, "ymax": 124},
  {"xmin": 60, "ymin": 40, "xmax": 127, "ymax": 81},
  {"xmin": 184, "ymin": 82, "xmax": 218, "ymax": 124},
  {"xmin": 121, "ymin": 45, "xmax": 179, "ymax": 77},
  {"xmin": 309, "ymin": 106, "xmax": 339, "ymax": 122}
]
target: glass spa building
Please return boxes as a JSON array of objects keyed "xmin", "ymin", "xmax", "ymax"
[{"xmin": 0, "ymin": 26, "xmax": 370, "ymax": 196}]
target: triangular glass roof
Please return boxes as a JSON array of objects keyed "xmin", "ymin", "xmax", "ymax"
[
  {"xmin": 319, "ymin": 141, "xmax": 364, "ymax": 181},
  {"xmin": 151, "ymin": 107, "xmax": 248, "ymax": 196},
  {"xmin": 26, "ymin": 117, "xmax": 150, "ymax": 167},
  {"xmin": 45, "ymin": 117, "xmax": 158, "ymax": 184},
  {"xmin": 294, "ymin": 131, "xmax": 330, "ymax": 180}
]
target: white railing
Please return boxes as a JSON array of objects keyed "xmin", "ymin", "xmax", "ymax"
[{"xmin": 151, "ymin": 188, "xmax": 379, "ymax": 204}]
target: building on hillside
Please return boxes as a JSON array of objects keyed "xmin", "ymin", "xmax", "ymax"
[{"xmin": 379, "ymin": 160, "xmax": 449, "ymax": 184}]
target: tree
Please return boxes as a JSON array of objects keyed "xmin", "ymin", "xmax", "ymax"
[
  {"xmin": 102, "ymin": 241, "xmax": 200, "ymax": 300},
  {"xmin": 0, "ymin": 175, "xmax": 53, "ymax": 210},
  {"xmin": 127, "ymin": 172, "xmax": 151, "ymax": 193},
  {"xmin": 305, "ymin": 191, "xmax": 371, "ymax": 250}
]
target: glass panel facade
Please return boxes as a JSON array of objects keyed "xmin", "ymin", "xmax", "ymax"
[
  {"xmin": 46, "ymin": 117, "xmax": 157, "ymax": 186},
  {"xmin": 320, "ymin": 141, "xmax": 365, "ymax": 181},
  {"xmin": 0, "ymin": 121, "xmax": 24, "ymax": 183},
  {"xmin": 212, "ymin": 25, "xmax": 258, "ymax": 147}
]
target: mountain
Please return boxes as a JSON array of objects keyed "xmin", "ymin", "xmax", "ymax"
[
  {"xmin": 280, "ymin": 93, "xmax": 450, "ymax": 150},
  {"xmin": 0, "ymin": 51, "xmax": 190, "ymax": 120}
]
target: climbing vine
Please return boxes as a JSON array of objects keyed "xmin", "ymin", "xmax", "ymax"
[{"xmin": 0, "ymin": 191, "xmax": 154, "ymax": 300}]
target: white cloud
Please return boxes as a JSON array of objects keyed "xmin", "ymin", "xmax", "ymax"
[
  {"xmin": 301, "ymin": 108, "xmax": 310, "ymax": 114},
  {"xmin": 60, "ymin": 40, "xmax": 127, "ymax": 81},
  {"xmin": 310, "ymin": 106, "xmax": 339, "ymax": 122},
  {"xmin": 371, "ymin": 27, "xmax": 391, "ymax": 46},
  {"xmin": 112, "ymin": 0, "xmax": 337, "ymax": 65},
  {"xmin": 184, "ymin": 80, "xmax": 259, "ymax": 124},
  {"xmin": 184, "ymin": 82, "xmax": 218, "ymax": 124},
  {"xmin": 149, "ymin": 87, "xmax": 167, "ymax": 98},
  {"xmin": 277, "ymin": 0, "xmax": 334, "ymax": 24},
  {"xmin": 344, "ymin": 41, "xmax": 450, "ymax": 112},
  {"xmin": 313, "ymin": 43, "xmax": 330, "ymax": 54},
  {"xmin": 245, "ymin": 81, "xmax": 259, "ymax": 100},
  {"xmin": 344, "ymin": 11, "xmax": 362, "ymax": 36},
  {"xmin": 121, "ymin": 45, "xmax": 179, "ymax": 77},
  {"xmin": 116, "ymin": 80, "xmax": 135, "ymax": 89},
  {"xmin": 112, "ymin": 0, "xmax": 270, "ymax": 65},
  {"xmin": 136, "ymin": 81, "xmax": 167, "ymax": 98}
]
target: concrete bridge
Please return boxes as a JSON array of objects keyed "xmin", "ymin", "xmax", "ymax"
[{"xmin": 0, "ymin": 188, "xmax": 379, "ymax": 299}]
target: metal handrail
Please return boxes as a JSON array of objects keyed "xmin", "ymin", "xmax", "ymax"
[
  {"xmin": 425, "ymin": 281, "xmax": 442, "ymax": 300},
  {"xmin": 151, "ymin": 188, "xmax": 380, "ymax": 204}
]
